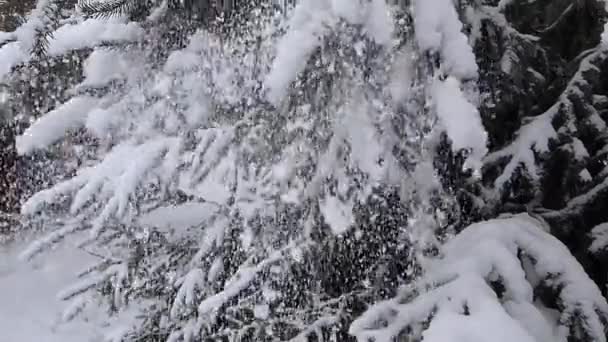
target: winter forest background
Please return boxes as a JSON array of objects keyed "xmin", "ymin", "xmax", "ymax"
[{"xmin": 1, "ymin": 0, "xmax": 608, "ymax": 341}]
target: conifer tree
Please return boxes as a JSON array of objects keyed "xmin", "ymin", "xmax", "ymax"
[
  {"xmin": 3, "ymin": 1, "xmax": 608, "ymax": 342},
  {"xmin": 467, "ymin": 0, "xmax": 608, "ymax": 296},
  {"xmin": 3, "ymin": 0, "xmax": 473, "ymax": 339}
]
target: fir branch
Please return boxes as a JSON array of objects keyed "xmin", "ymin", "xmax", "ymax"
[
  {"xmin": 78, "ymin": 0, "xmax": 140, "ymax": 19},
  {"xmin": 30, "ymin": 0, "xmax": 78, "ymax": 59}
]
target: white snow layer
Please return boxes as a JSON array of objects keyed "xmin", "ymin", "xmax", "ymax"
[
  {"xmin": 82, "ymin": 49, "xmax": 132, "ymax": 86},
  {"xmin": 16, "ymin": 96, "xmax": 99, "ymax": 155},
  {"xmin": 48, "ymin": 19, "xmax": 143, "ymax": 56},
  {"xmin": 0, "ymin": 18, "xmax": 143, "ymax": 80},
  {"xmin": 590, "ymin": 222, "xmax": 608, "ymax": 254},
  {"xmin": 265, "ymin": 0, "xmax": 392, "ymax": 104},
  {"xmin": 413, "ymin": 0, "xmax": 478, "ymax": 79},
  {"xmin": 413, "ymin": 0, "xmax": 487, "ymax": 169},
  {"xmin": 137, "ymin": 202, "xmax": 218, "ymax": 235},
  {"xmin": 350, "ymin": 214, "xmax": 608, "ymax": 342},
  {"xmin": 0, "ymin": 42, "xmax": 28, "ymax": 79},
  {"xmin": 433, "ymin": 77, "xmax": 488, "ymax": 169},
  {"xmin": 0, "ymin": 240, "xmax": 99, "ymax": 342},
  {"xmin": 7, "ymin": 17, "xmax": 144, "ymax": 153}
]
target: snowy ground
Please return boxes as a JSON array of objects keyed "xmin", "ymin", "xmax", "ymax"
[{"xmin": 0, "ymin": 239, "xmax": 98, "ymax": 342}]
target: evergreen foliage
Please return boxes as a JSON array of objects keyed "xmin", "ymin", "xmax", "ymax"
[{"xmin": 1, "ymin": 0, "xmax": 608, "ymax": 341}]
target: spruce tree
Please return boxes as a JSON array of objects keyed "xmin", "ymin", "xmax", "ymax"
[
  {"xmin": 469, "ymin": 0, "xmax": 608, "ymax": 298},
  {"xmin": 3, "ymin": 0, "xmax": 608, "ymax": 341}
]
